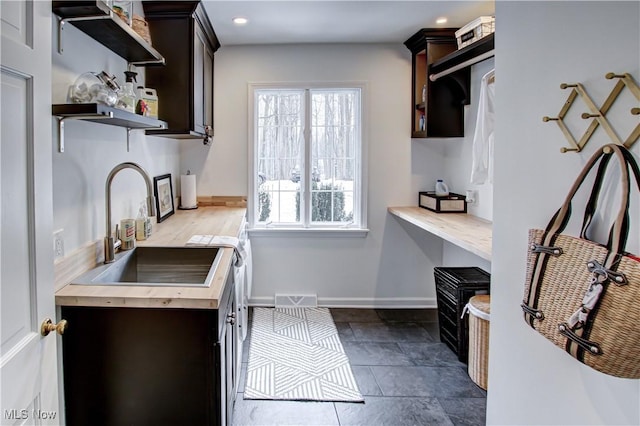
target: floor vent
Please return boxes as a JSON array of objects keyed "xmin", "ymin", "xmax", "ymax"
[{"xmin": 274, "ymin": 294, "xmax": 318, "ymax": 308}]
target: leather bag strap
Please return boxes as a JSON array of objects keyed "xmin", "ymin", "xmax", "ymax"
[
  {"xmin": 545, "ymin": 144, "xmax": 634, "ymax": 254},
  {"xmin": 579, "ymin": 146, "xmax": 640, "ymax": 251},
  {"xmin": 579, "ymin": 153, "xmax": 613, "ymax": 239}
]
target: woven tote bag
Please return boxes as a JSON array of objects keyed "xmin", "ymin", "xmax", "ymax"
[{"xmin": 522, "ymin": 143, "xmax": 640, "ymax": 378}]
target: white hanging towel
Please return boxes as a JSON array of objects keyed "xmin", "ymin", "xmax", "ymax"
[
  {"xmin": 186, "ymin": 234, "xmax": 247, "ymax": 266},
  {"xmin": 470, "ymin": 69, "xmax": 495, "ymax": 184}
]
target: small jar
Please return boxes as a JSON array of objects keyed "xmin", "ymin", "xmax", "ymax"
[{"xmin": 120, "ymin": 219, "xmax": 136, "ymax": 250}]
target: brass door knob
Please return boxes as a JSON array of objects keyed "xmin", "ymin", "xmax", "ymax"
[{"xmin": 41, "ymin": 318, "xmax": 68, "ymax": 336}]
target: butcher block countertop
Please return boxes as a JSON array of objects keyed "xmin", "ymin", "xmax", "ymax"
[
  {"xmin": 388, "ymin": 206, "xmax": 492, "ymax": 261},
  {"xmin": 55, "ymin": 207, "xmax": 246, "ymax": 310}
]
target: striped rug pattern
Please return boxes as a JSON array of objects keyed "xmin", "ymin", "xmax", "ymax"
[{"xmin": 244, "ymin": 307, "xmax": 363, "ymax": 402}]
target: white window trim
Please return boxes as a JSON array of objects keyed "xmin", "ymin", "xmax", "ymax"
[
  {"xmin": 247, "ymin": 81, "xmax": 369, "ymax": 236},
  {"xmin": 248, "ymin": 228, "xmax": 369, "ymax": 238}
]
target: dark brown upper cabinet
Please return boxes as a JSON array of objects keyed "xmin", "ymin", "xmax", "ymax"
[
  {"xmin": 143, "ymin": 1, "xmax": 220, "ymax": 143},
  {"xmin": 404, "ymin": 29, "xmax": 470, "ymax": 138}
]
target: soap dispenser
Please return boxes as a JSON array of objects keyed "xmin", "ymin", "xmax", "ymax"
[
  {"xmin": 135, "ymin": 200, "xmax": 152, "ymax": 240},
  {"xmin": 118, "ymin": 70, "xmax": 138, "ymax": 113}
]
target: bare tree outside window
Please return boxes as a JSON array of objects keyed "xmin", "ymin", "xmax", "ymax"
[
  {"xmin": 311, "ymin": 89, "xmax": 357, "ymax": 223},
  {"xmin": 254, "ymin": 87, "xmax": 361, "ymax": 227},
  {"xmin": 256, "ymin": 90, "xmax": 303, "ymax": 223}
]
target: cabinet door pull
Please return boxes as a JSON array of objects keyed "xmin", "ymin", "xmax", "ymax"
[{"xmin": 203, "ymin": 125, "xmax": 212, "ymax": 145}]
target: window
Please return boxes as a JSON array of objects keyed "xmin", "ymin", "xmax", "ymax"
[{"xmin": 250, "ymin": 84, "xmax": 366, "ymax": 232}]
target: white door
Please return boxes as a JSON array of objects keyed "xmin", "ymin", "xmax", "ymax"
[{"xmin": 1, "ymin": 1, "xmax": 59, "ymax": 424}]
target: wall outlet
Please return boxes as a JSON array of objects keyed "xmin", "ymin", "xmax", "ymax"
[
  {"xmin": 466, "ymin": 190, "xmax": 478, "ymax": 206},
  {"xmin": 53, "ymin": 229, "xmax": 65, "ymax": 259}
]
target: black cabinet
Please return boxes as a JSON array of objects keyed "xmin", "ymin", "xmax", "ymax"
[
  {"xmin": 218, "ymin": 273, "xmax": 238, "ymax": 426},
  {"xmin": 61, "ymin": 274, "xmax": 237, "ymax": 426},
  {"xmin": 404, "ymin": 29, "xmax": 470, "ymax": 138},
  {"xmin": 143, "ymin": 1, "xmax": 220, "ymax": 143}
]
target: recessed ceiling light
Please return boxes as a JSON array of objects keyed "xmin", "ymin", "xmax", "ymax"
[
  {"xmin": 436, "ymin": 17, "xmax": 448, "ymax": 25},
  {"xmin": 232, "ymin": 17, "xmax": 248, "ymax": 25}
]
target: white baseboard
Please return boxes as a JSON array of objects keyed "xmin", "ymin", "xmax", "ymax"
[{"xmin": 249, "ymin": 296, "xmax": 437, "ymax": 309}]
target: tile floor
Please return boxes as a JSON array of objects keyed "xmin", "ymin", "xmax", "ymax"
[{"xmin": 232, "ymin": 308, "xmax": 486, "ymax": 426}]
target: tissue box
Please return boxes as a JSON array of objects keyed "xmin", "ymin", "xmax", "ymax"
[{"xmin": 419, "ymin": 192, "xmax": 467, "ymax": 213}]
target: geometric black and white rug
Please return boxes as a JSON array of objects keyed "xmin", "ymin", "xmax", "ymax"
[{"xmin": 244, "ymin": 307, "xmax": 364, "ymax": 402}]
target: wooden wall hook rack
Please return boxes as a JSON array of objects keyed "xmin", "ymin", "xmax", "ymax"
[
  {"xmin": 605, "ymin": 72, "xmax": 630, "ymax": 80},
  {"xmin": 560, "ymin": 147, "xmax": 580, "ymax": 153},
  {"xmin": 544, "ymin": 72, "xmax": 639, "ymax": 153}
]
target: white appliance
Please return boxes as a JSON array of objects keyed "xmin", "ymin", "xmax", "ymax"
[{"xmin": 234, "ymin": 217, "xmax": 252, "ymax": 374}]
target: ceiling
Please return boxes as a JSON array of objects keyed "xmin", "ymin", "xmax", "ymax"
[{"xmin": 203, "ymin": 1, "xmax": 495, "ymax": 46}]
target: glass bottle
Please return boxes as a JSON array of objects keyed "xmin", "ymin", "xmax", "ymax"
[{"xmin": 118, "ymin": 70, "xmax": 138, "ymax": 113}]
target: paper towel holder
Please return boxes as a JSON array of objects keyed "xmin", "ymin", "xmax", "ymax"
[{"xmin": 179, "ymin": 170, "xmax": 199, "ymax": 210}]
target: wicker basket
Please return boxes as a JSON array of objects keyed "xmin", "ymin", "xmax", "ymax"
[
  {"xmin": 132, "ymin": 15, "xmax": 152, "ymax": 46},
  {"xmin": 467, "ymin": 294, "xmax": 490, "ymax": 390},
  {"xmin": 455, "ymin": 16, "xmax": 495, "ymax": 49}
]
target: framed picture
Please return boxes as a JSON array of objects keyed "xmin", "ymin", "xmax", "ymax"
[{"xmin": 153, "ymin": 174, "xmax": 175, "ymax": 223}]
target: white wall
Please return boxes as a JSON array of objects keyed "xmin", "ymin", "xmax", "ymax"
[
  {"xmin": 51, "ymin": 19, "xmax": 181, "ymax": 254},
  {"xmin": 444, "ymin": 57, "xmax": 494, "ymax": 223},
  {"xmin": 488, "ymin": 2, "xmax": 639, "ymax": 424},
  {"xmin": 441, "ymin": 57, "xmax": 494, "ymax": 271},
  {"xmin": 182, "ymin": 44, "xmax": 451, "ymax": 307}
]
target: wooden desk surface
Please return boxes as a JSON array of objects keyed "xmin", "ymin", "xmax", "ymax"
[{"xmin": 388, "ymin": 206, "xmax": 492, "ymax": 261}]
